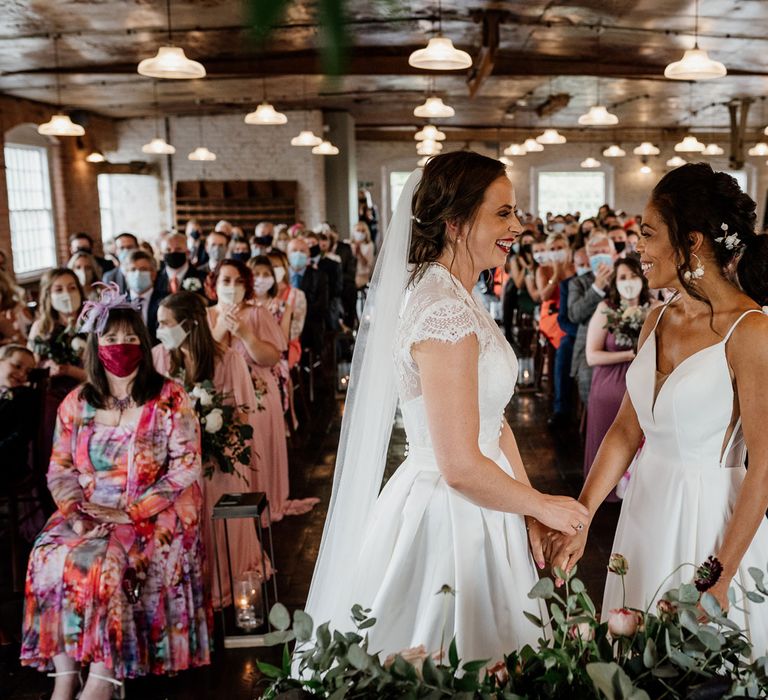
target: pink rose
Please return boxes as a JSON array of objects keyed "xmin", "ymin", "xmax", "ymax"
[
  {"xmin": 656, "ymin": 599, "xmax": 677, "ymax": 622},
  {"xmin": 607, "ymin": 608, "xmax": 640, "ymax": 637},
  {"xmin": 383, "ymin": 645, "xmax": 429, "ymax": 677},
  {"xmin": 486, "ymin": 660, "xmax": 509, "ymax": 685},
  {"xmin": 568, "ymin": 621, "xmax": 595, "ymax": 642}
]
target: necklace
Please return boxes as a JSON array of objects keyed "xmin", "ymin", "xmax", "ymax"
[{"xmin": 111, "ymin": 395, "xmax": 133, "ymax": 413}]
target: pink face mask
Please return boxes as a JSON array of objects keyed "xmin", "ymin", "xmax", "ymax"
[{"xmin": 97, "ymin": 343, "xmax": 142, "ymax": 377}]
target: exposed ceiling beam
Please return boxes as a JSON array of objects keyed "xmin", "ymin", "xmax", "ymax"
[{"xmin": 467, "ymin": 10, "xmax": 502, "ymax": 98}]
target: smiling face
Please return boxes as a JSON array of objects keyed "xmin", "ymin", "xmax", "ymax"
[
  {"xmin": 462, "ymin": 175, "xmax": 523, "ymax": 269},
  {"xmin": 0, "ymin": 349, "xmax": 35, "ymax": 388},
  {"xmin": 638, "ymin": 202, "xmax": 682, "ymax": 289}
]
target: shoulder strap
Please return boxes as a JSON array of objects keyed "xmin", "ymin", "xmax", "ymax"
[
  {"xmin": 651, "ymin": 295, "xmax": 676, "ymax": 332},
  {"xmin": 723, "ymin": 308, "xmax": 764, "ymax": 344}
]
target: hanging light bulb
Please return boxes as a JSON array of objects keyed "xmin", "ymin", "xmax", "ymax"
[
  {"xmin": 535, "ymin": 128, "xmax": 566, "ymax": 144},
  {"xmin": 666, "ymin": 155, "xmax": 687, "ymax": 167},
  {"xmin": 578, "ymin": 105, "xmax": 619, "ymax": 126},
  {"xmin": 522, "ymin": 138, "xmax": 544, "ymax": 153},
  {"xmin": 409, "ymin": 36, "xmax": 472, "ymax": 70},
  {"xmin": 291, "ymin": 130, "xmax": 323, "ymax": 147},
  {"xmin": 580, "ymin": 157, "xmax": 601, "ymax": 168},
  {"xmin": 413, "ymin": 96, "xmax": 455, "ymax": 118},
  {"xmin": 38, "ymin": 114, "xmax": 85, "ymax": 136},
  {"xmin": 245, "ymin": 102, "xmax": 287, "ymax": 125},
  {"xmin": 748, "ymin": 142, "xmax": 768, "ymax": 156},
  {"xmin": 417, "ymin": 139, "xmax": 443, "ymax": 156},
  {"xmin": 85, "ymin": 150, "xmax": 106, "ymax": 163},
  {"xmin": 633, "ymin": 142, "xmax": 660, "ymax": 156},
  {"xmin": 142, "ymin": 137, "xmax": 176, "ymax": 154},
  {"xmin": 674, "ymin": 135, "xmax": 706, "ymax": 152},
  {"xmin": 137, "ymin": 1, "xmax": 205, "ymax": 79},
  {"xmin": 639, "ymin": 164, "xmax": 652, "ymax": 174},
  {"xmin": 503, "ymin": 143, "xmax": 527, "ymax": 156},
  {"xmin": 312, "ymin": 140, "xmax": 340, "ymax": 155},
  {"xmin": 664, "ymin": 48, "xmax": 726, "ymax": 80},
  {"xmin": 414, "ymin": 124, "xmax": 446, "ymax": 141},
  {"xmin": 188, "ymin": 146, "xmax": 216, "ymax": 161},
  {"xmin": 602, "ymin": 144, "xmax": 626, "ymax": 157},
  {"xmin": 702, "ymin": 143, "xmax": 724, "ymax": 155}
]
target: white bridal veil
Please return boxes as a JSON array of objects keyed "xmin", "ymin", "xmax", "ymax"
[{"xmin": 304, "ymin": 168, "xmax": 423, "ymax": 632}]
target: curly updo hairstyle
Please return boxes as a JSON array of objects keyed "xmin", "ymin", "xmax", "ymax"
[
  {"xmin": 650, "ymin": 162, "xmax": 764, "ymax": 308},
  {"xmin": 409, "ymin": 151, "xmax": 505, "ymax": 283}
]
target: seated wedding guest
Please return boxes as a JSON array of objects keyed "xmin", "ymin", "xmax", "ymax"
[
  {"xmin": 608, "ymin": 225, "xmax": 629, "ymax": 257},
  {"xmin": 251, "ymin": 222, "xmax": 275, "ymax": 258},
  {"xmin": 350, "ymin": 221, "xmax": 375, "ymax": 290},
  {"xmin": 185, "ymin": 219, "xmax": 206, "ymax": 266},
  {"xmin": 273, "ymin": 225, "xmax": 290, "ymax": 253},
  {"xmin": 0, "ymin": 344, "xmax": 37, "ymax": 483},
  {"xmin": 0, "ymin": 269, "xmax": 30, "ymax": 346},
  {"xmin": 68, "ymin": 232, "xmax": 114, "ymax": 274},
  {"xmin": 584, "ymin": 256, "xmax": 656, "ymax": 499},
  {"xmin": 28, "ymin": 269, "xmax": 87, "ymax": 467},
  {"xmin": 287, "ymin": 237, "xmax": 328, "ymax": 357},
  {"xmin": 267, "ymin": 250, "xmax": 306, "ymax": 370},
  {"xmin": 207, "ymin": 259, "xmax": 317, "ymax": 522},
  {"xmin": 67, "ymin": 251, "xmax": 103, "ymax": 300},
  {"xmin": 124, "ymin": 250, "xmax": 164, "ymax": 343},
  {"xmin": 103, "ymin": 233, "xmax": 139, "ymax": 293},
  {"xmin": 229, "ymin": 236, "xmax": 251, "ymax": 263},
  {"xmin": 21, "ymin": 285, "xmax": 210, "ymax": 696},
  {"xmin": 198, "ymin": 229, "xmax": 230, "ymax": 276},
  {"xmin": 157, "ymin": 232, "xmax": 206, "ymax": 295},
  {"xmin": 568, "ymin": 233, "xmax": 616, "ymax": 404},
  {"xmin": 152, "ymin": 291, "xmax": 270, "ymax": 604}
]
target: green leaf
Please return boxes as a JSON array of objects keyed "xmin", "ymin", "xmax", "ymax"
[
  {"xmin": 570, "ymin": 578, "xmax": 585, "ymax": 594},
  {"xmin": 586, "ymin": 662, "xmax": 621, "ymax": 700},
  {"xmin": 746, "ymin": 590, "xmax": 765, "ymax": 603},
  {"xmin": 748, "ymin": 566, "xmax": 765, "ymax": 587},
  {"xmin": 269, "ymin": 602, "xmax": 291, "ymax": 631},
  {"xmin": 282, "ymin": 643, "xmax": 291, "ymax": 674},
  {"xmin": 549, "ymin": 603, "xmax": 565, "ymax": 626},
  {"xmin": 421, "ymin": 656, "xmax": 441, "ymax": 686},
  {"xmin": 680, "ymin": 609, "xmax": 700, "ymax": 634},
  {"xmin": 523, "ymin": 611, "xmax": 544, "ymax": 628},
  {"xmin": 316, "ymin": 622, "xmax": 331, "ymax": 649},
  {"xmin": 293, "ymin": 610, "xmax": 314, "ymax": 642},
  {"xmin": 697, "ymin": 629, "xmax": 722, "ymax": 651},
  {"xmin": 669, "ymin": 648, "xmax": 696, "ymax": 670},
  {"xmin": 699, "ymin": 592, "xmax": 723, "ymax": 619},
  {"xmin": 679, "ymin": 583, "xmax": 699, "ymax": 604},
  {"xmin": 328, "ymin": 687, "xmax": 348, "ymax": 700},
  {"xmin": 347, "ymin": 644, "xmax": 370, "ymax": 670},
  {"xmin": 651, "ymin": 665, "xmax": 679, "ymax": 679},
  {"xmin": 263, "ymin": 630, "xmax": 295, "ymax": 645},
  {"xmin": 449, "ymin": 638, "xmax": 459, "ymax": 668},
  {"xmin": 643, "ymin": 638, "xmax": 657, "ymax": 668},
  {"xmin": 256, "ymin": 661, "xmax": 284, "ymax": 679},
  {"xmin": 528, "ymin": 577, "xmax": 555, "ymax": 600},
  {"xmin": 462, "ymin": 659, "xmax": 491, "ymax": 675},
  {"xmin": 357, "ymin": 617, "xmax": 376, "ymax": 629}
]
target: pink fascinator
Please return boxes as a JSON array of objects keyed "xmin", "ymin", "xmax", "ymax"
[{"xmin": 77, "ymin": 282, "xmax": 142, "ymax": 335}]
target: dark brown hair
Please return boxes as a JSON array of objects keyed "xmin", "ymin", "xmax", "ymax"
[
  {"xmin": 159, "ymin": 291, "xmax": 221, "ymax": 385},
  {"xmin": 409, "ymin": 151, "xmax": 505, "ymax": 283},
  {"xmin": 79, "ymin": 307, "xmax": 165, "ymax": 408},
  {"xmin": 249, "ymin": 255, "xmax": 278, "ymax": 298},
  {"xmin": 607, "ymin": 256, "xmax": 652, "ymax": 309},
  {"xmin": 651, "ymin": 163, "xmax": 760, "ymax": 313},
  {"xmin": 207, "ymin": 258, "xmax": 255, "ymax": 302}
]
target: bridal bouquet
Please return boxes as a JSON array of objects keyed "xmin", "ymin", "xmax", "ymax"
[
  {"xmin": 255, "ymin": 556, "xmax": 768, "ymax": 699},
  {"xmin": 603, "ymin": 302, "xmax": 649, "ymax": 351},
  {"xmin": 32, "ymin": 324, "xmax": 86, "ymax": 366},
  {"xmin": 189, "ymin": 381, "xmax": 254, "ymax": 480}
]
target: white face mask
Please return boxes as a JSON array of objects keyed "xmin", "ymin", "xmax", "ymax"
[
  {"xmin": 549, "ymin": 249, "xmax": 569, "ymax": 264},
  {"xmin": 533, "ymin": 251, "xmax": 548, "ymax": 265},
  {"xmin": 253, "ymin": 277, "xmax": 275, "ymax": 295},
  {"xmin": 274, "ymin": 267, "xmax": 286, "ymax": 284},
  {"xmin": 156, "ymin": 322, "xmax": 188, "ymax": 351},
  {"xmin": 617, "ymin": 278, "xmax": 643, "ymax": 300},
  {"xmin": 217, "ymin": 284, "xmax": 245, "ymax": 306},
  {"xmin": 51, "ymin": 290, "xmax": 80, "ymax": 315},
  {"xmin": 73, "ymin": 268, "xmax": 90, "ymax": 287},
  {"xmin": 352, "ymin": 230, "xmax": 366, "ymax": 242}
]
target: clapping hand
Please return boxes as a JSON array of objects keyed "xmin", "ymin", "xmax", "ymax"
[{"xmin": 223, "ymin": 308, "xmax": 247, "ymax": 338}]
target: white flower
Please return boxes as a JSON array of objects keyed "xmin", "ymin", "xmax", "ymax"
[
  {"xmin": 182, "ymin": 277, "xmax": 202, "ymax": 292},
  {"xmin": 204, "ymin": 407, "xmax": 224, "ymax": 433},
  {"xmin": 607, "ymin": 608, "xmax": 640, "ymax": 637},
  {"xmin": 71, "ymin": 337, "xmax": 87, "ymax": 354},
  {"xmin": 191, "ymin": 385, "xmax": 213, "ymax": 406}
]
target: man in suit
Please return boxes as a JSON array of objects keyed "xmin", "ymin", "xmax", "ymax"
[
  {"xmin": 103, "ymin": 232, "xmax": 139, "ymax": 293},
  {"xmin": 567, "ymin": 233, "xmax": 616, "ymax": 404},
  {"xmin": 308, "ymin": 232, "xmax": 342, "ymax": 332},
  {"xmin": 123, "ymin": 250, "xmax": 164, "ymax": 344},
  {"xmin": 157, "ymin": 232, "xmax": 207, "ymax": 297},
  {"xmin": 287, "ymin": 237, "xmax": 328, "ymax": 357},
  {"xmin": 196, "ymin": 229, "xmax": 230, "ymax": 277}
]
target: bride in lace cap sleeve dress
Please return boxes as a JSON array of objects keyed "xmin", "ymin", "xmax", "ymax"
[
  {"xmin": 304, "ymin": 151, "xmax": 588, "ymax": 663},
  {"xmin": 549, "ymin": 163, "xmax": 768, "ymax": 657}
]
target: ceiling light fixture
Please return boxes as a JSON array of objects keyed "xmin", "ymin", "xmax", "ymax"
[
  {"xmin": 580, "ymin": 157, "xmax": 601, "ymax": 168},
  {"xmin": 85, "ymin": 150, "xmax": 106, "ymax": 163},
  {"xmin": 522, "ymin": 138, "xmax": 544, "ymax": 152},
  {"xmin": 312, "ymin": 140, "xmax": 340, "ymax": 155},
  {"xmin": 748, "ymin": 142, "xmax": 768, "ymax": 156},
  {"xmin": 417, "ymin": 139, "xmax": 443, "ymax": 156},
  {"xmin": 639, "ymin": 164, "xmax": 652, "ymax": 174},
  {"xmin": 188, "ymin": 146, "xmax": 216, "ymax": 161},
  {"xmin": 38, "ymin": 36, "xmax": 85, "ymax": 137},
  {"xmin": 578, "ymin": 104, "xmax": 619, "ymax": 126},
  {"xmin": 702, "ymin": 143, "xmax": 724, "ymax": 155},
  {"xmin": 413, "ymin": 95, "xmax": 455, "ymax": 118},
  {"xmin": 536, "ymin": 128, "xmax": 566, "ymax": 144},
  {"xmin": 408, "ymin": 1, "xmax": 472, "ymax": 70},
  {"xmin": 415, "ymin": 124, "xmax": 446, "ymax": 141},
  {"xmin": 633, "ymin": 142, "xmax": 660, "ymax": 156},
  {"xmin": 503, "ymin": 143, "xmax": 527, "ymax": 156},
  {"xmin": 602, "ymin": 144, "xmax": 626, "ymax": 157},
  {"xmin": 245, "ymin": 78, "xmax": 287, "ymax": 125},
  {"xmin": 142, "ymin": 137, "xmax": 176, "ymax": 155},
  {"xmin": 674, "ymin": 134, "xmax": 706, "ymax": 152},
  {"xmin": 666, "ymin": 155, "xmax": 687, "ymax": 167},
  {"xmin": 291, "ymin": 130, "xmax": 323, "ymax": 147},
  {"xmin": 137, "ymin": 0, "xmax": 206, "ymax": 79},
  {"xmin": 664, "ymin": 0, "xmax": 726, "ymax": 81}
]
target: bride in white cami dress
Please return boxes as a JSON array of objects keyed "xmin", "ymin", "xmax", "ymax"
[{"xmin": 604, "ymin": 302, "xmax": 768, "ymax": 654}]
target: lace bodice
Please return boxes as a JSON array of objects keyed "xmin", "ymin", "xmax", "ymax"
[{"xmin": 394, "ymin": 263, "xmax": 518, "ymax": 448}]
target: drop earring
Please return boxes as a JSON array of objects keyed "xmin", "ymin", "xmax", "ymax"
[{"xmin": 683, "ymin": 253, "xmax": 705, "ymax": 282}]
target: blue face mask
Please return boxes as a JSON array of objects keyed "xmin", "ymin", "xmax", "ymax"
[
  {"xmin": 589, "ymin": 253, "xmax": 614, "ymax": 275},
  {"xmin": 288, "ymin": 251, "xmax": 308, "ymax": 272},
  {"xmin": 126, "ymin": 269, "xmax": 153, "ymax": 294},
  {"xmin": 576, "ymin": 265, "xmax": 591, "ymax": 276},
  {"xmin": 117, "ymin": 248, "xmax": 135, "ymax": 266}
]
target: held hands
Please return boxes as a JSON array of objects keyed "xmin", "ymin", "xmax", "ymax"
[
  {"xmin": 531, "ymin": 493, "xmax": 589, "ymax": 536},
  {"xmin": 546, "ymin": 526, "xmax": 590, "ymax": 582}
]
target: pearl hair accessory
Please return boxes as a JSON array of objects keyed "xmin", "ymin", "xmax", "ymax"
[
  {"xmin": 411, "ymin": 215, "xmax": 423, "ymax": 224},
  {"xmin": 715, "ymin": 222, "xmax": 742, "ymax": 251}
]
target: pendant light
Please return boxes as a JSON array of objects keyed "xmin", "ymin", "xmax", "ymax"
[
  {"xmin": 748, "ymin": 142, "xmax": 768, "ymax": 156},
  {"xmin": 578, "ymin": 104, "xmax": 618, "ymax": 126},
  {"xmin": 85, "ymin": 150, "xmax": 106, "ymax": 163},
  {"xmin": 664, "ymin": 0, "xmax": 726, "ymax": 80},
  {"xmin": 188, "ymin": 114, "xmax": 216, "ymax": 160},
  {"xmin": 414, "ymin": 95, "xmax": 455, "ymax": 118},
  {"xmin": 409, "ymin": 0, "xmax": 471, "ymax": 70},
  {"xmin": 702, "ymin": 143, "xmax": 724, "ymax": 155},
  {"xmin": 536, "ymin": 128, "xmax": 566, "ymax": 145},
  {"xmin": 633, "ymin": 142, "xmax": 660, "ymax": 156},
  {"xmin": 504, "ymin": 143, "xmax": 527, "ymax": 156},
  {"xmin": 666, "ymin": 155, "xmax": 686, "ymax": 167},
  {"xmin": 245, "ymin": 79, "xmax": 287, "ymax": 125},
  {"xmin": 291, "ymin": 77, "xmax": 323, "ymax": 146},
  {"xmin": 602, "ymin": 144, "xmax": 626, "ymax": 157},
  {"xmin": 639, "ymin": 163, "xmax": 652, "ymax": 174},
  {"xmin": 674, "ymin": 135, "xmax": 705, "ymax": 152},
  {"xmin": 138, "ymin": 0, "xmax": 206, "ymax": 79},
  {"xmin": 38, "ymin": 36, "xmax": 85, "ymax": 137},
  {"xmin": 580, "ymin": 157, "xmax": 601, "ymax": 168},
  {"xmin": 522, "ymin": 138, "xmax": 544, "ymax": 153},
  {"xmin": 312, "ymin": 140, "xmax": 340, "ymax": 155},
  {"xmin": 415, "ymin": 124, "xmax": 446, "ymax": 141},
  {"xmin": 417, "ymin": 139, "xmax": 443, "ymax": 156},
  {"xmin": 141, "ymin": 82, "xmax": 175, "ymax": 154}
]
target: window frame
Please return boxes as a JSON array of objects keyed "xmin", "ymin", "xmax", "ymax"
[{"xmin": 531, "ymin": 161, "xmax": 614, "ymax": 222}]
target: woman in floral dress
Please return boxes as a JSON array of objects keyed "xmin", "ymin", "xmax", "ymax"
[{"xmin": 21, "ymin": 285, "xmax": 210, "ymax": 700}]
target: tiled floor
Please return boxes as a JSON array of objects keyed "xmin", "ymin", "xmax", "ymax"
[{"xmin": 0, "ymin": 384, "xmax": 621, "ymax": 699}]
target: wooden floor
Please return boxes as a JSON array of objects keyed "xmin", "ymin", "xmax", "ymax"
[{"xmin": 0, "ymin": 385, "xmax": 621, "ymax": 700}]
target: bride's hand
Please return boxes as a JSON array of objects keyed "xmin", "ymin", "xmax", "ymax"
[
  {"xmin": 548, "ymin": 528, "xmax": 589, "ymax": 581},
  {"xmin": 531, "ymin": 494, "xmax": 590, "ymax": 536},
  {"xmin": 525, "ymin": 516, "xmax": 551, "ymax": 570}
]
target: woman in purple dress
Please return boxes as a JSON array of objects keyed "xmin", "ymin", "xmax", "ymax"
[{"xmin": 584, "ymin": 256, "xmax": 657, "ymax": 500}]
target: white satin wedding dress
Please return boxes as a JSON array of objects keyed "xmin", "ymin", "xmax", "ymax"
[
  {"xmin": 604, "ymin": 303, "xmax": 768, "ymax": 655},
  {"xmin": 348, "ymin": 263, "xmax": 542, "ymax": 662}
]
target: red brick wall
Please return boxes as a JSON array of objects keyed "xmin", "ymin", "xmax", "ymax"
[{"xmin": 0, "ymin": 94, "xmax": 117, "ymax": 276}]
